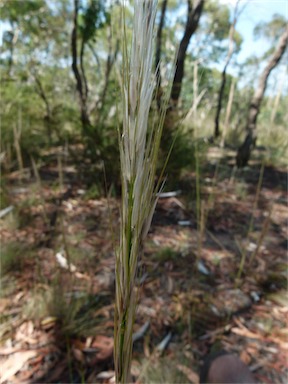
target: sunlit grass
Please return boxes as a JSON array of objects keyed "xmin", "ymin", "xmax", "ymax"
[
  {"xmin": 1, "ymin": 242, "xmax": 33, "ymax": 275},
  {"xmin": 138, "ymin": 354, "xmax": 194, "ymax": 384},
  {"xmin": 24, "ymin": 277, "xmax": 107, "ymax": 338}
]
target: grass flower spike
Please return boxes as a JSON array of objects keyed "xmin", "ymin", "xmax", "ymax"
[{"xmin": 114, "ymin": 1, "xmax": 169, "ymax": 382}]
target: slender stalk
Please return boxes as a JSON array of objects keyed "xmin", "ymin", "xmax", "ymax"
[
  {"xmin": 114, "ymin": 1, "xmax": 172, "ymax": 383},
  {"xmin": 195, "ymin": 141, "xmax": 202, "ymax": 272},
  {"xmin": 221, "ymin": 78, "xmax": 236, "ymax": 148},
  {"xmin": 247, "ymin": 160, "xmax": 265, "ymax": 236},
  {"xmin": 236, "ymin": 161, "xmax": 265, "ymax": 282},
  {"xmin": 13, "ymin": 108, "xmax": 24, "ymax": 174},
  {"xmin": 249, "ymin": 205, "xmax": 272, "ymax": 267}
]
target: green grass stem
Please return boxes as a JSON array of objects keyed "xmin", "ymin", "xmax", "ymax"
[{"xmin": 114, "ymin": 1, "xmax": 175, "ymax": 382}]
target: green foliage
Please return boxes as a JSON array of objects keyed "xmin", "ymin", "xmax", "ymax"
[
  {"xmin": 254, "ymin": 13, "xmax": 287, "ymax": 41},
  {"xmin": 85, "ymin": 184, "xmax": 101, "ymax": 200},
  {"xmin": 0, "ymin": 276, "xmax": 17, "ymax": 299},
  {"xmin": 161, "ymin": 127, "xmax": 207, "ymax": 187},
  {"xmin": 254, "ymin": 95, "xmax": 288, "ymax": 166},
  {"xmin": 165, "ymin": 131, "xmax": 196, "ymax": 175},
  {"xmin": 45, "ymin": 288, "xmax": 98, "ymax": 337},
  {"xmin": 79, "ymin": 0, "xmax": 110, "ymax": 43},
  {"xmin": 205, "ymin": 1, "xmax": 230, "ymax": 41},
  {"xmin": 234, "ymin": 181, "xmax": 248, "ymax": 201},
  {"xmin": 196, "ymin": 0, "xmax": 243, "ymax": 62},
  {"xmin": 0, "ymin": 0, "xmax": 44, "ymax": 22},
  {"xmin": 0, "ymin": 0, "xmax": 285, "ymax": 184},
  {"xmin": 0, "ymin": 178, "xmax": 10, "ymax": 210},
  {"xmin": 154, "ymin": 247, "xmax": 179, "ymax": 263},
  {"xmin": 233, "ymin": 30, "xmax": 243, "ymax": 53},
  {"xmin": 181, "ymin": 60, "xmax": 236, "ymax": 115}
]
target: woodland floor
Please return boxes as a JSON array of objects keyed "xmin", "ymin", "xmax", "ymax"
[{"xmin": 0, "ymin": 146, "xmax": 287, "ymax": 384}]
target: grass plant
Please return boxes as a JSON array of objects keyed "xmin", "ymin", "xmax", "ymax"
[
  {"xmin": 153, "ymin": 247, "xmax": 179, "ymax": 263},
  {"xmin": 236, "ymin": 160, "xmax": 265, "ymax": 281},
  {"xmin": 24, "ymin": 278, "xmax": 103, "ymax": 337},
  {"xmin": 114, "ymin": 1, "xmax": 173, "ymax": 382},
  {"xmin": 139, "ymin": 355, "xmax": 190, "ymax": 384},
  {"xmin": 1, "ymin": 242, "xmax": 32, "ymax": 275}
]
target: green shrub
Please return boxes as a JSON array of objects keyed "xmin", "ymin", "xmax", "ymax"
[{"xmin": 160, "ymin": 129, "xmax": 207, "ymax": 189}]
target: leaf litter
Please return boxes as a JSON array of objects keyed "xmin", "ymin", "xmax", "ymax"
[{"xmin": 0, "ymin": 154, "xmax": 287, "ymax": 383}]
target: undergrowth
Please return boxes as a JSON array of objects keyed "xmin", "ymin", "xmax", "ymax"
[{"xmin": 1, "ymin": 242, "xmax": 33, "ymax": 275}]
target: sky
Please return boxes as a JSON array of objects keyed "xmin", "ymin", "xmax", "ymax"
[
  {"xmin": 1, "ymin": 1, "xmax": 287, "ymax": 60},
  {"xmin": 0, "ymin": 0, "xmax": 287, "ymax": 89},
  {"xmin": 220, "ymin": 0, "xmax": 288, "ymax": 63},
  {"xmin": 217, "ymin": 0, "xmax": 288, "ymax": 92}
]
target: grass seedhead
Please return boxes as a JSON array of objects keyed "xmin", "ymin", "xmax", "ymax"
[{"xmin": 114, "ymin": 1, "xmax": 174, "ymax": 382}]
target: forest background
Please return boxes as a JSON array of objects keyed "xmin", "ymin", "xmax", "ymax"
[{"xmin": 0, "ymin": 0, "xmax": 287, "ymax": 383}]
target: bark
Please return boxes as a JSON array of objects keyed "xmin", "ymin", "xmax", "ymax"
[
  {"xmin": 155, "ymin": 0, "xmax": 168, "ymax": 109},
  {"xmin": 71, "ymin": 0, "xmax": 91, "ymax": 128},
  {"xmin": 170, "ymin": 0, "xmax": 204, "ymax": 106},
  {"xmin": 214, "ymin": 1, "xmax": 239, "ymax": 138},
  {"xmin": 236, "ymin": 26, "xmax": 288, "ymax": 167},
  {"xmin": 214, "ymin": 67, "xmax": 228, "ymax": 138},
  {"xmin": 80, "ymin": 39, "xmax": 89, "ymax": 103},
  {"xmin": 6, "ymin": 23, "xmax": 19, "ymax": 77}
]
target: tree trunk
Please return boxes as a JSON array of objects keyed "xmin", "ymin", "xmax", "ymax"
[
  {"xmin": 170, "ymin": 0, "xmax": 204, "ymax": 107},
  {"xmin": 80, "ymin": 39, "xmax": 89, "ymax": 105},
  {"xmin": 221, "ymin": 77, "xmax": 235, "ymax": 148},
  {"xmin": 71, "ymin": 0, "xmax": 91, "ymax": 129},
  {"xmin": 214, "ymin": 67, "xmax": 227, "ymax": 138},
  {"xmin": 236, "ymin": 26, "xmax": 288, "ymax": 167},
  {"xmin": 214, "ymin": 1, "xmax": 239, "ymax": 138},
  {"xmin": 162, "ymin": 0, "xmax": 204, "ymax": 146},
  {"xmin": 155, "ymin": 0, "xmax": 168, "ymax": 110}
]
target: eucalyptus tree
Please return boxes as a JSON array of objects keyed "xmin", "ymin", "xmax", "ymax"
[
  {"xmin": 159, "ymin": 0, "xmax": 242, "ymax": 117},
  {"xmin": 170, "ymin": 0, "xmax": 204, "ymax": 109},
  {"xmin": 71, "ymin": 0, "xmax": 108, "ymax": 136},
  {"xmin": 214, "ymin": 0, "xmax": 243, "ymax": 139},
  {"xmin": 236, "ymin": 18, "xmax": 288, "ymax": 167},
  {"xmin": 186, "ymin": 0, "xmax": 242, "ymax": 112},
  {"xmin": 159, "ymin": 0, "xmax": 204, "ymax": 156},
  {"xmin": 0, "ymin": 0, "xmax": 76, "ymax": 151}
]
